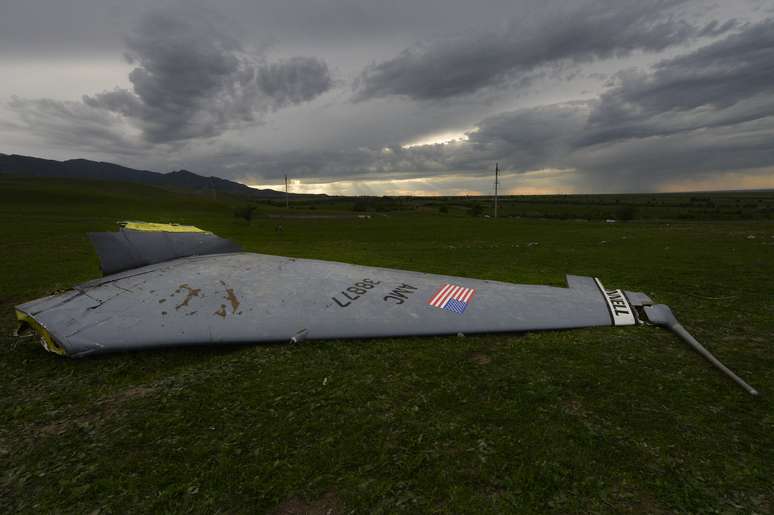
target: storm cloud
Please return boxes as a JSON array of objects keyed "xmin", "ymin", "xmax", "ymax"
[
  {"xmin": 16, "ymin": 7, "xmax": 333, "ymax": 144},
  {"xmin": 201, "ymin": 103, "xmax": 588, "ymax": 185},
  {"xmin": 354, "ymin": 0, "xmax": 734, "ymax": 101},
  {"xmin": 7, "ymin": 96, "xmax": 147, "ymax": 155},
  {"xmin": 581, "ymin": 18, "xmax": 774, "ymax": 145},
  {"xmin": 2, "ymin": 0, "xmax": 773, "ymax": 194},
  {"xmin": 232, "ymin": 18, "xmax": 774, "ymax": 192},
  {"xmin": 448, "ymin": 18, "xmax": 774, "ymax": 189}
]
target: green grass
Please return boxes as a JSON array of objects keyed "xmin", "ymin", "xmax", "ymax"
[
  {"xmin": 1, "ymin": 177, "xmax": 773, "ymax": 513},
  {"xmin": 262, "ymin": 190, "xmax": 774, "ymax": 221}
]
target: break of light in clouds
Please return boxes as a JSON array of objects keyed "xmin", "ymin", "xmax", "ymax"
[
  {"xmin": 402, "ymin": 131, "xmax": 471, "ymax": 149},
  {"xmin": 252, "ymin": 169, "xmax": 578, "ymax": 196},
  {"xmin": 2, "ymin": 0, "xmax": 774, "ymax": 195}
]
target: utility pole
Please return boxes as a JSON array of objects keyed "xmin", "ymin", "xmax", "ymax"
[
  {"xmin": 284, "ymin": 174, "xmax": 289, "ymax": 209},
  {"xmin": 494, "ymin": 162, "xmax": 499, "ymax": 219}
]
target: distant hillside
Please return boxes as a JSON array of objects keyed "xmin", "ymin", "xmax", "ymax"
[{"xmin": 0, "ymin": 153, "xmax": 304, "ymax": 199}]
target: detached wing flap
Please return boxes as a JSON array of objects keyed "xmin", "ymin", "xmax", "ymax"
[{"xmin": 88, "ymin": 222, "xmax": 241, "ymax": 275}]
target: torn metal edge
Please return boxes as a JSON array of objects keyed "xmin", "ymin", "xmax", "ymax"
[{"xmin": 15, "ymin": 309, "xmax": 67, "ymax": 356}]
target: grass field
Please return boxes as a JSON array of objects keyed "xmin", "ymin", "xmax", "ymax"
[
  {"xmin": 1, "ymin": 176, "xmax": 773, "ymax": 513},
  {"xmin": 260, "ymin": 190, "xmax": 774, "ymax": 221}
]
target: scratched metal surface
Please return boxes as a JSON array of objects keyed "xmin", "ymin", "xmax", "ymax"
[{"xmin": 15, "ymin": 252, "xmax": 646, "ymax": 357}]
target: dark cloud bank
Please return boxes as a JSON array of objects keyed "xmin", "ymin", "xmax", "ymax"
[
  {"xmin": 7, "ymin": 3, "xmax": 774, "ymax": 192},
  {"xmin": 354, "ymin": 0, "xmax": 736, "ymax": 101},
  {"xmin": 245, "ymin": 18, "xmax": 774, "ymax": 191},
  {"xmin": 11, "ymin": 7, "xmax": 333, "ymax": 146}
]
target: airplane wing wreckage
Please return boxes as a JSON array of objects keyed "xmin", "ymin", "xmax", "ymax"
[{"xmin": 15, "ymin": 222, "xmax": 758, "ymax": 395}]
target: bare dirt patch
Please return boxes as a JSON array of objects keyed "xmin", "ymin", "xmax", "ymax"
[
  {"xmin": 37, "ymin": 385, "xmax": 156, "ymax": 436},
  {"xmin": 99, "ymin": 386, "xmax": 155, "ymax": 405},
  {"xmin": 470, "ymin": 352, "xmax": 492, "ymax": 365},
  {"xmin": 273, "ymin": 491, "xmax": 342, "ymax": 515},
  {"xmin": 563, "ymin": 399, "xmax": 587, "ymax": 417}
]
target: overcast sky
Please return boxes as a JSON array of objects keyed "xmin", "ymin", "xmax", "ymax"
[{"xmin": 2, "ymin": 0, "xmax": 773, "ymax": 195}]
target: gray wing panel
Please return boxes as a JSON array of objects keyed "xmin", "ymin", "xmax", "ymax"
[
  {"xmin": 88, "ymin": 230, "xmax": 241, "ymax": 275},
  {"xmin": 566, "ymin": 275, "xmax": 601, "ymax": 292},
  {"xmin": 16, "ymin": 253, "xmax": 632, "ymax": 357}
]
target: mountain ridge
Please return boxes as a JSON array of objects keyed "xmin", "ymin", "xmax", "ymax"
[{"xmin": 0, "ymin": 153, "xmax": 307, "ymax": 199}]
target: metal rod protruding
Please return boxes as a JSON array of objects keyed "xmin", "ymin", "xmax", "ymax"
[
  {"xmin": 644, "ymin": 304, "xmax": 758, "ymax": 396},
  {"xmin": 670, "ymin": 322, "xmax": 758, "ymax": 396}
]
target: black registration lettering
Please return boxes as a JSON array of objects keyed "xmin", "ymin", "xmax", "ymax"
[
  {"xmin": 383, "ymin": 283, "xmax": 418, "ymax": 305},
  {"xmin": 332, "ymin": 279, "xmax": 380, "ymax": 308},
  {"xmin": 606, "ymin": 289, "xmax": 631, "ymax": 316},
  {"xmin": 332, "ymin": 296, "xmax": 350, "ymax": 308}
]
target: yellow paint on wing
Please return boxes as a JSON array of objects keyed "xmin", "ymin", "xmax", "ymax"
[
  {"xmin": 15, "ymin": 310, "xmax": 67, "ymax": 356},
  {"xmin": 119, "ymin": 221, "xmax": 208, "ymax": 233}
]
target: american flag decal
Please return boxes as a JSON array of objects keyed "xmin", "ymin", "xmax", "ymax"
[{"xmin": 427, "ymin": 283, "xmax": 476, "ymax": 314}]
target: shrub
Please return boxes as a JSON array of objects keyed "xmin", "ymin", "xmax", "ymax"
[
  {"xmin": 616, "ymin": 205, "xmax": 637, "ymax": 221},
  {"xmin": 469, "ymin": 204, "xmax": 484, "ymax": 217},
  {"xmin": 234, "ymin": 205, "xmax": 257, "ymax": 223}
]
